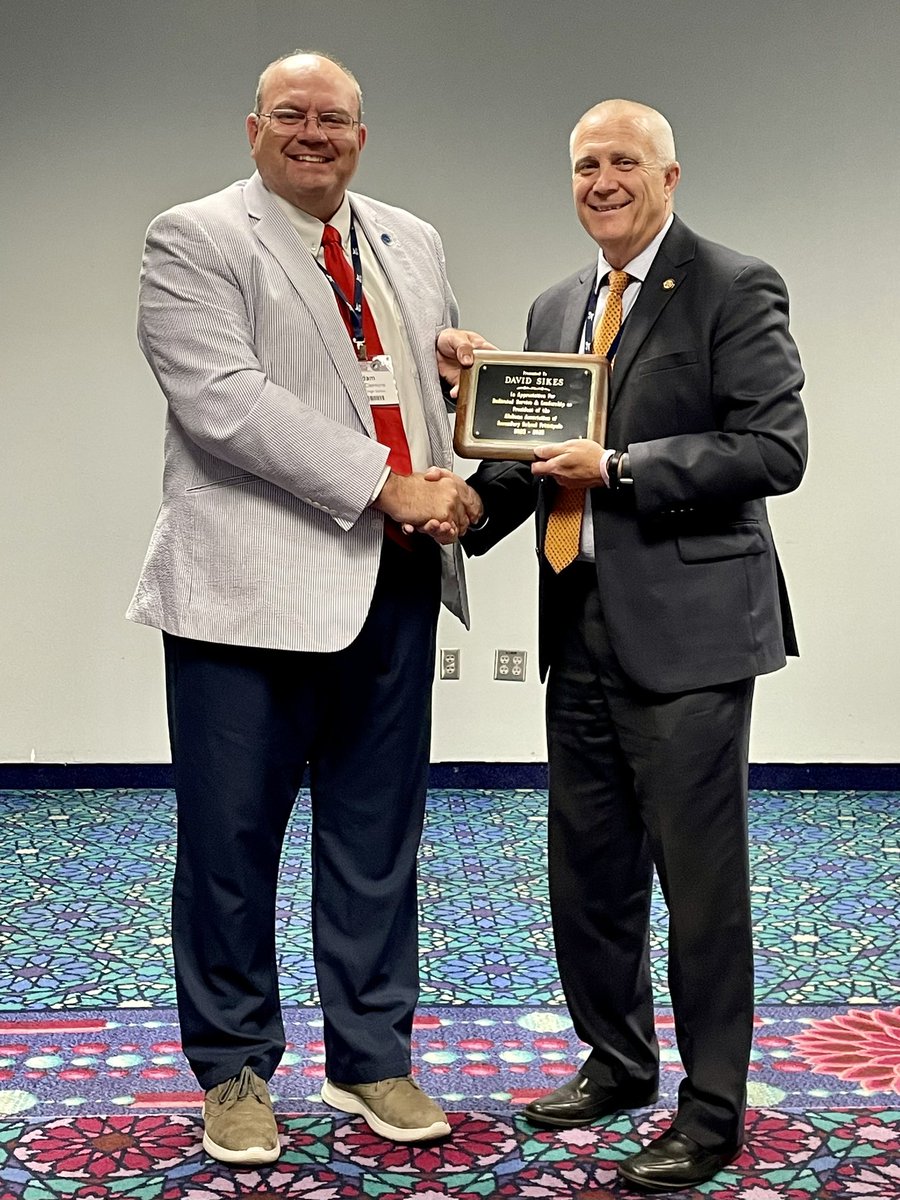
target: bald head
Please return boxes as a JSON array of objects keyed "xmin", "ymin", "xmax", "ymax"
[
  {"xmin": 255, "ymin": 50, "xmax": 362, "ymax": 119},
  {"xmin": 569, "ymin": 98, "xmax": 681, "ymax": 268},
  {"xmin": 570, "ymin": 100, "xmax": 676, "ymax": 168},
  {"xmin": 246, "ymin": 50, "xmax": 367, "ymax": 221}
]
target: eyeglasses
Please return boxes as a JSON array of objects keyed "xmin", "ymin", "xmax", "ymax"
[{"xmin": 256, "ymin": 109, "xmax": 360, "ymax": 136}]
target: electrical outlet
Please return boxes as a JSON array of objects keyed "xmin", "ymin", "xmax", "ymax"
[
  {"xmin": 494, "ymin": 649, "xmax": 527, "ymax": 681},
  {"xmin": 440, "ymin": 648, "xmax": 461, "ymax": 680}
]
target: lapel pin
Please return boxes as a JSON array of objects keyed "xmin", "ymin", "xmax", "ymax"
[
  {"xmin": 662, "ymin": 278, "xmax": 676, "ymax": 290},
  {"xmin": 381, "ymin": 232, "xmax": 392, "ymax": 245}
]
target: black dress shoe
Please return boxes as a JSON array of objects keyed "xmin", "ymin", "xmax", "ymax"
[
  {"xmin": 617, "ymin": 1128, "xmax": 741, "ymax": 1192},
  {"xmin": 523, "ymin": 1071, "xmax": 658, "ymax": 1129}
]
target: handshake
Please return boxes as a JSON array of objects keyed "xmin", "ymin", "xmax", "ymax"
[{"xmin": 374, "ymin": 467, "xmax": 484, "ymax": 545}]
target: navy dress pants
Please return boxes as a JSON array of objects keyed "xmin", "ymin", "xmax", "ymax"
[
  {"xmin": 546, "ymin": 561, "xmax": 755, "ymax": 1151},
  {"xmin": 163, "ymin": 537, "xmax": 441, "ymax": 1091}
]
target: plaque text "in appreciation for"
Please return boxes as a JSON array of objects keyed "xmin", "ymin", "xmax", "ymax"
[{"xmin": 492, "ymin": 372, "xmax": 571, "ymax": 437}]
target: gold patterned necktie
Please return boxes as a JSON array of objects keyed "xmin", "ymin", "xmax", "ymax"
[{"xmin": 544, "ymin": 270, "xmax": 630, "ymax": 573}]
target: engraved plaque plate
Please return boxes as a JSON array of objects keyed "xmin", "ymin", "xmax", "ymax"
[{"xmin": 453, "ymin": 350, "xmax": 608, "ymax": 460}]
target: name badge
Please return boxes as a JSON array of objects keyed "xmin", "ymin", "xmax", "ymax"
[{"xmin": 361, "ymin": 355, "xmax": 401, "ymax": 406}]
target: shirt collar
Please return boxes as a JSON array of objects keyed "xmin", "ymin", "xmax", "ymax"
[
  {"xmin": 269, "ymin": 189, "xmax": 353, "ymax": 256},
  {"xmin": 595, "ymin": 212, "xmax": 674, "ymax": 286}
]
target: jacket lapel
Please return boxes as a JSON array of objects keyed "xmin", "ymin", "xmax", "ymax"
[
  {"xmin": 609, "ymin": 216, "xmax": 696, "ymax": 401},
  {"xmin": 560, "ymin": 267, "xmax": 596, "ymax": 352},
  {"xmin": 242, "ymin": 174, "xmax": 375, "ymax": 433},
  {"xmin": 351, "ymin": 194, "xmax": 453, "ymax": 466},
  {"xmin": 351, "ymin": 195, "xmax": 415, "ymax": 301}
]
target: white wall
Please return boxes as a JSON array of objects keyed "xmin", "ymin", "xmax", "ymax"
[{"xmin": 2, "ymin": 0, "xmax": 898, "ymax": 764}]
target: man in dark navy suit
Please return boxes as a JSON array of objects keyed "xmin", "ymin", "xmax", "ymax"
[{"xmin": 464, "ymin": 99, "xmax": 807, "ymax": 1192}]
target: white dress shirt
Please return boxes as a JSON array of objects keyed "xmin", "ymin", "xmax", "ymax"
[
  {"xmin": 578, "ymin": 213, "xmax": 674, "ymax": 560},
  {"xmin": 272, "ymin": 191, "xmax": 432, "ymax": 484}
]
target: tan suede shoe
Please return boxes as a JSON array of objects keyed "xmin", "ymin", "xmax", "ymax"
[
  {"xmin": 203, "ymin": 1066, "xmax": 280, "ymax": 1164},
  {"xmin": 321, "ymin": 1075, "xmax": 451, "ymax": 1142}
]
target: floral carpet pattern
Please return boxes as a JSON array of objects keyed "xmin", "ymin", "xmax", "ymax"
[
  {"xmin": 0, "ymin": 787, "xmax": 898, "ymax": 1198},
  {"xmin": 2, "ymin": 1108, "xmax": 899, "ymax": 1198}
]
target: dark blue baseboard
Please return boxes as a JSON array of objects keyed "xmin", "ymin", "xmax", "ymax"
[{"xmin": 0, "ymin": 762, "xmax": 899, "ymax": 790}]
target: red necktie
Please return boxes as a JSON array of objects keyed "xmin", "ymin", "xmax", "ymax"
[{"xmin": 321, "ymin": 225, "xmax": 412, "ymax": 475}]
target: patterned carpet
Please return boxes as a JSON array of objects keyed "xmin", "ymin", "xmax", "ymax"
[{"xmin": 0, "ymin": 787, "xmax": 898, "ymax": 1197}]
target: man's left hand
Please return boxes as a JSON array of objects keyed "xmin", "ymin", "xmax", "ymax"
[
  {"xmin": 531, "ymin": 440, "xmax": 607, "ymax": 488},
  {"xmin": 436, "ymin": 328, "xmax": 496, "ymax": 398}
]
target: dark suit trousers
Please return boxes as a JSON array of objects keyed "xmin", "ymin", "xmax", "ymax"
[
  {"xmin": 546, "ymin": 562, "xmax": 754, "ymax": 1150},
  {"xmin": 162, "ymin": 536, "xmax": 441, "ymax": 1092}
]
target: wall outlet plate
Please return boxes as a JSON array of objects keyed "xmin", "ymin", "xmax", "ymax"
[
  {"xmin": 440, "ymin": 649, "xmax": 461, "ymax": 680},
  {"xmin": 494, "ymin": 649, "xmax": 527, "ymax": 681}
]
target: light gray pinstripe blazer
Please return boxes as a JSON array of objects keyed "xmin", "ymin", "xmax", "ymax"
[{"xmin": 128, "ymin": 172, "xmax": 468, "ymax": 651}]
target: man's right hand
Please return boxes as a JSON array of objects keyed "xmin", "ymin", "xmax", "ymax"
[{"xmin": 373, "ymin": 470, "xmax": 478, "ymax": 544}]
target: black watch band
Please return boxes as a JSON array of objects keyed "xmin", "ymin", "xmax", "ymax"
[{"xmin": 607, "ymin": 449, "xmax": 633, "ymax": 490}]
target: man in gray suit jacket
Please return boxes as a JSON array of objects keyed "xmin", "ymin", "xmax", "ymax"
[
  {"xmin": 128, "ymin": 50, "xmax": 485, "ymax": 1164},
  {"xmin": 464, "ymin": 100, "xmax": 807, "ymax": 1192}
]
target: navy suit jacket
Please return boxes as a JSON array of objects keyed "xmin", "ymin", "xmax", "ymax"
[{"xmin": 465, "ymin": 216, "xmax": 808, "ymax": 692}]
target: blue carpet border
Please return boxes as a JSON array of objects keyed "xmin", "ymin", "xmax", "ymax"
[{"xmin": 2, "ymin": 761, "xmax": 900, "ymax": 789}]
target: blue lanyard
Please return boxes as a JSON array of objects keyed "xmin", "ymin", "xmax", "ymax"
[
  {"xmin": 319, "ymin": 217, "xmax": 368, "ymax": 359},
  {"xmin": 582, "ymin": 276, "xmax": 626, "ymax": 359}
]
